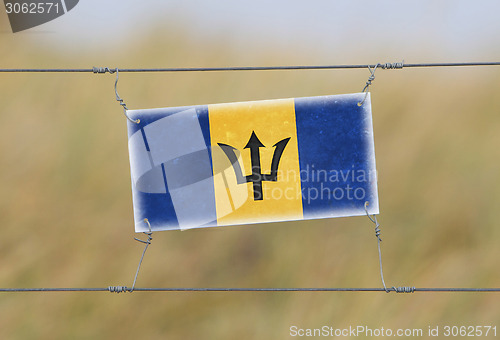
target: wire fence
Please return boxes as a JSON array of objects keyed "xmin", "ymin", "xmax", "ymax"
[
  {"xmin": 1, "ymin": 60, "xmax": 499, "ymax": 294},
  {"xmin": 0, "ymin": 61, "xmax": 499, "ymax": 73},
  {"xmin": 1, "ymin": 287, "xmax": 499, "ymax": 294}
]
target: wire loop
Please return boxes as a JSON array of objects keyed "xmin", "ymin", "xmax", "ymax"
[
  {"xmin": 365, "ymin": 202, "xmax": 416, "ymax": 294},
  {"xmin": 107, "ymin": 219, "xmax": 153, "ymax": 294},
  {"xmin": 93, "ymin": 66, "xmax": 139, "ymax": 123},
  {"xmin": 357, "ymin": 61, "xmax": 404, "ymax": 106},
  {"xmin": 113, "ymin": 68, "xmax": 140, "ymax": 124},
  {"xmin": 130, "ymin": 219, "xmax": 153, "ymax": 292},
  {"xmin": 364, "ymin": 201, "xmax": 389, "ymax": 292}
]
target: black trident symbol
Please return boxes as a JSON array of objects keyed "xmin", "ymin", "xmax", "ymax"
[{"xmin": 218, "ymin": 131, "xmax": 291, "ymax": 201}]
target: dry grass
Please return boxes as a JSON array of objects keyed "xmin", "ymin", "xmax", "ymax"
[{"xmin": 0, "ymin": 18, "xmax": 499, "ymax": 339}]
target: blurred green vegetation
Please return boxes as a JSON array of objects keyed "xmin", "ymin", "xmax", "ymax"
[{"xmin": 0, "ymin": 16, "xmax": 499, "ymax": 340}]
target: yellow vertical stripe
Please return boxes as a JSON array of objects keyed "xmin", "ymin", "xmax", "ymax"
[{"xmin": 209, "ymin": 98, "xmax": 303, "ymax": 226}]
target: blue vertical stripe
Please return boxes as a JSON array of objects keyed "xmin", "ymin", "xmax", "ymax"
[{"xmin": 294, "ymin": 94, "xmax": 377, "ymax": 218}]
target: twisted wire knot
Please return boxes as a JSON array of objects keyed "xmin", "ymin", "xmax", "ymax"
[
  {"xmin": 92, "ymin": 67, "xmax": 116, "ymax": 74},
  {"xmin": 391, "ymin": 286, "xmax": 416, "ymax": 293},
  {"xmin": 364, "ymin": 202, "xmax": 382, "ymax": 242},
  {"xmin": 134, "ymin": 218, "xmax": 153, "ymax": 245},
  {"xmin": 364, "ymin": 74, "xmax": 375, "ymax": 90},
  {"xmin": 374, "ymin": 222, "xmax": 382, "ymax": 241},
  {"xmin": 358, "ymin": 64, "xmax": 378, "ymax": 106},
  {"xmin": 358, "ymin": 61, "xmax": 404, "ymax": 106},
  {"xmin": 380, "ymin": 61, "xmax": 404, "ymax": 69},
  {"xmin": 362, "ymin": 68, "xmax": 377, "ymax": 93},
  {"xmin": 108, "ymin": 286, "xmax": 129, "ymax": 293}
]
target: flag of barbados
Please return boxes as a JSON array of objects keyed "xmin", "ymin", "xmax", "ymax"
[{"xmin": 127, "ymin": 93, "xmax": 379, "ymax": 232}]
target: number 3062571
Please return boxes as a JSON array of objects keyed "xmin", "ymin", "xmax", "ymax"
[
  {"xmin": 443, "ymin": 326, "xmax": 496, "ymax": 337},
  {"xmin": 5, "ymin": 2, "xmax": 60, "ymax": 14}
]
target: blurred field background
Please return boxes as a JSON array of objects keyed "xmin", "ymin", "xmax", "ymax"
[{"xmin": 1, "ymin": 1, "xmax": 500, "ymax": 339}]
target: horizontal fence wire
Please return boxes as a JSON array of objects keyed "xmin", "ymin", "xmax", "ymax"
[
  {"xmin": 1, "ymin": 287, "xmax": 500, "ymax": 293},
  {"xmin": 0, "ymin": 62, "xmax": 499, "ymax": 73}
]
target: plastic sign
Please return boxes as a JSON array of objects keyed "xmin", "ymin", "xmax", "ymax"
[{"xmin": 127, "ymin": 93, "xmax": 379, "ymax": 232}]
